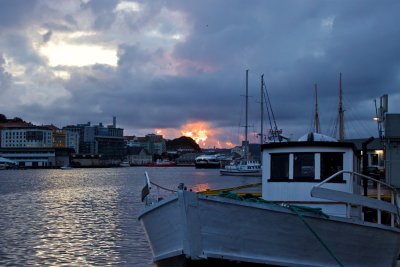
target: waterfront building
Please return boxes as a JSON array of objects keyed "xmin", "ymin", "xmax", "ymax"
[
  {"xmin": 176, "ymin": 153, "xmax": 199, "ymax": 166},
  {"xmin": 125, "ymin": 135, "xmax": 136, "ymax": 147},
  {"xmin": 65, "ymin": 130, "xmax": 80, "ymax": 154},
  {"xmin": 63, "ymin": 117, "xmax": 125, "ymax": 163},
  {"xmin": 0, "ymin": 147, "xmax": 72, "ymax": 168},
  {"xmin": 42, "ymin": 125, "xmax": 80, "ymax": 154},
  {"xmin": 131, "ymin": 134, "xmax": 166, "ymax": 156},
  {"xmin": 127, "ymin": 147, "xmax": 152, "ymax": 165},
  {"xmin": 346, "ymin": 138, "xmax": 384, "ymax": 167},
  {"xmin": 1, "ymin": 126, "xmax": 53, "ymax": 148},
  {"xmin": 52, "ymin": 129, "xmax": 66, "ymax": 148}
]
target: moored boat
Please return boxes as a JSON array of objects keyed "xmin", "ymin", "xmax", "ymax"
[
  {"xmin": 220, "ymin": 70, "xmax": 261, "ymax": 176},
  {"xmin": 119, "ymin": 161, "xmax": 130, "ymax": 167},
  {"xmin": 146, "ymin": 159, "xmax": 177, "ymax": 167},
  {"xmin": 60, "ymin": 165, "xmax": 73, "ymax": 170},
  {"xmin": 194, "ymin": 154, "xmax": 226, "ymax": 169},
  {"xmin": 220, "ymin": 159, "xmax": 261, "ymax": 176},
  {"xmin": 0, "ymin": 156, "xmax": 17, "ymax": 170},
  {"xmin": 139, "ymin": 133, "xmax": 400, "ymax": 267}
]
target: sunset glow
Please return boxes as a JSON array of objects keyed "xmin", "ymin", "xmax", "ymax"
[
  {"xmin": 154, "ymin": 121, "xmax": 237, "ymax": 148},
  {"xmin": 181, "ymin": 122, "xmax": 209, "ymax": 146}
]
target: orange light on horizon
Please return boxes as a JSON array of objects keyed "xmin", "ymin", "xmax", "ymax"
[
  {"xmin": 181, "ymin": 122, "xmax": 210, "ymax": 147},
  {"xmin": 154, "ymin": 121, "xmax": 238, "ymax": 148}
]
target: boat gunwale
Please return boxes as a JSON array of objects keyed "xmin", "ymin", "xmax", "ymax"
[
  {"xmin": 138, "ymin": 193, "xmax": 178, "ymax": 220},
  {"xmin": 139, "ymin": 190, "xmax": 400, "ymax": 233},
  {"xmin": 200, "ymin": 193, "xmax": 400, "ymax": 232}
]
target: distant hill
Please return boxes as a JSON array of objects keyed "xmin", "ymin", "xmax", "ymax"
[
  {"xmin": 0, "ymin": 114, "xmax": 25, "ymax": 123},
  {"xmin": 166, "ymin": 136, "xmax": 202, "ymax": 152}
]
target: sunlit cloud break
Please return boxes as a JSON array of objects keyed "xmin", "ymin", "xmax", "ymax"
[
  {"xmin": 40, "ymin": 41, "xmax": 117, "ymax": 67},
  {"xmin": 155, "ymin": 121, "xmax": 236, "ymax": 149}
]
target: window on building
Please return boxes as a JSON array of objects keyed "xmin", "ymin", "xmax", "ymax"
[
  {"xmin": 371, "ymin": 154, "xmax": 379, "ymax": 166},
  {"xmin": 294, "ymin": 153, "xmax": 314, "ymax": 180},
  {"xmin": 270, "ymin": 153, "xmax": 289, "ymax": 180},
  {"xmin": 320, "ymin": 152, "xmax": 343, "ymax": 181}
]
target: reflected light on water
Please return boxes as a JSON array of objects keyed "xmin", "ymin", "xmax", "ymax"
[
  {"xmin": 33, "ymin": 185, "xmax": 122, "ymax": 265},
  {"xmin": 191, "ymin": 183, "xmax": 210, "ymax": 192},
  {"xmin": 0, "ymin": 167, "xmax": 259, "ymax": 266}
]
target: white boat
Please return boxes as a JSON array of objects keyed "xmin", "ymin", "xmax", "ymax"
[
  {"xmin": 195, "ymin": 154, "xmax": 226, "ymax": 169},
  {"xmin": 139, "ymin": 133, "xmax": 400, "ymax": 267},
  {"xmin": 220, "ymin": 159, "xmax": 261, "ymax": 176},
  {"xmin": 220, "ymin": 70, "xmax": 261, "ymax": 176},
  {"xmin": 0, "ymin": 156, "xmax": 17, "ymax": 169},
  {"xmin": 120, "ymin": 161, "xmax": 130, "ymax": 167},
  {"xmin": 60, "ymin": 166, "xmax": 73, "ymax": 170}
]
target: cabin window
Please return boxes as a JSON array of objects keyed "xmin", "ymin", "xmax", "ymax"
[
  {"xmin": 293, "ymin": 153, "xmax": 314, "ymax": 180},
  {"xmin": 320, "ymin": 152, "xmax": 343, "ymax": 181},
  {"xmin": 270, "ymin": 153, "xmax": 289, "ymax": 179},
  {"xmin": 371, "ymin": 154, "xmax": 379, "ymax": 166}
]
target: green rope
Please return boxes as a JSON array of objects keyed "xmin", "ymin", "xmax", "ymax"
[
  {"xmin": 283, "ymin": 204, "xmax": 344, "ymax": 267},
  {"xmin": 219, "ymin": 192, "xmax": 344, "ymax": 267},
  {"xmin": 285, "ymin": 204, "xmax": 329, "ymax": 219}
]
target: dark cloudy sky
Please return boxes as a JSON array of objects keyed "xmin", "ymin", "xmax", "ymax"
[{"xmin": 0, "ymin": 0, "xmax": 399, "ymax": 147}]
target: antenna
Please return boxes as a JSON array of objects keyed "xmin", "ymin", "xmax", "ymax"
[
  {"xmin": 314, "ymin": 83, "xmax": 320, "ymax": 133},
  {"xmin": 244, "ymin": 70, "xmax": 249, "ymax": 159},
  {"xmin": 245, "ymin": 70, "xmax": 249, "ymax": 143},
  {"xmin": 260, "ymin": 74, "xmax": 264, "ymax": 145},
  {"xmin": 375, "ymin": 94, "xmax": 388, "ymax": 139},
  {"xmin": 338, "ymin": 73, "xmax": 345, "ymax": 141}
]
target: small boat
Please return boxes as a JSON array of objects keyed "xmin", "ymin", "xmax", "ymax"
[
  {"xmin": 220, "ymin": 70, "xmax": 261, "ymax": 176},
  {"xmin": 139, "ymin": 133, "xmax": 400, "ymax": 267},
  {"xmin": 60, "ymin": 166, "xmax": 73, "ymax": 170},
  {"xmin": 120, "ymin": 161, "xmax": 130, "ymax": 167},
  {"xmin": 0, "ymin": 156, "xmax": 17, "ymax": 170},
  {"xmin": 146, "ymin": 159, "xmax": 176, "ymax": 167},
  {"xmin": 220, "ymin": 159, "xmax": 261, "ymax": 176},
  {"xmin": 194, "ymin": 154, "xmax": 226, "ymax": 169}
]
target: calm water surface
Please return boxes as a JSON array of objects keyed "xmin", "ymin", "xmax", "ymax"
[{"xmin": 0, "ymin": 167, "xmax": 260, "ymax": 266}]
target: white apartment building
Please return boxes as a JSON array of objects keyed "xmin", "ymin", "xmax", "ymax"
[
  {"xmin": 65, "ymin": 130, "xmax": 80, "ymax": 154},
  {"xmin": 1, "ymin": 128, "xmax": 53, "ymax": 148}
]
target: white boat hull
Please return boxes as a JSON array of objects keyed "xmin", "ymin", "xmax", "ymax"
[{"xmin": 139, "ymin": 190, "xmax": 400, "ymax": 267}]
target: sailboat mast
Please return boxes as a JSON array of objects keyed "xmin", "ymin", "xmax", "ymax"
[
  {"xmin": 338, "ymin": 73, "xmax": 345, "ymax": 141},
  {"xmin": 260, "ymin": 74, "xmax": 264, "ymax": 145},
  {"xmin": 244, "ymin": 69, "xmax": 249, "ymax": 159},
  {"xmin": 314, "ymin": 83, "xmax": 320, "ymax": 133}
]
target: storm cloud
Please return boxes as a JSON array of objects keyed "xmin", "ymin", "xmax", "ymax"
[{"xmin": 0, "ymin": 0, "xmax": 399, "ymax": 147}]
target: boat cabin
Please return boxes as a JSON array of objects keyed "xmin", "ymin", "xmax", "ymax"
[{"xmin": 261, "ymin": 134, "xmax": 360, "ymax": 218}]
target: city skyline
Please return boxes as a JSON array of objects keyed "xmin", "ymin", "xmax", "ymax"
[{"xmin": 1, "ymin": 1, "xmax": 400, "ymax": 148}]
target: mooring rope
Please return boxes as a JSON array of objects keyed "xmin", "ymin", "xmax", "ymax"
[
  {"xmin": 149, "ymin": 181, "xmax": 177, "ymax": 193},
  {"xmin": 219, "ymin": 192, "xmax": 344, "ymax": 267},
  {"xmin": 285, "ymin": 204, "xmax": 344, "ymax": 267}
]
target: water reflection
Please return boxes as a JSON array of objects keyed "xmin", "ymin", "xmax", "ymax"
[
  {"xmin": 32, "ymin": 186, "xmax": 122, "ymax": 266},
  {"xmin": 0, "ymin": 168, "xmax": 154, "ymax": 266},
  {"xmin": 0, "ymin": 167, "xmax": 258, "ymax": 266},
  {"xmin": 191, "ymin": 183, "xmax": 210, "ymax": 192}
]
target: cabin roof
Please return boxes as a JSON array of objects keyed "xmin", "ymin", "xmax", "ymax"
[
  {"xmin": 261, "ymin": 141, "xmax": 357, "ymax": 152},
  {"xmin": 345, "ymin": 138, "xmax": 383, "ymax": 151}
]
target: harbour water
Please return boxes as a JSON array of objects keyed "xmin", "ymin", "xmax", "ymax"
[{"xmin": 0, "ymin": 167, "xmax": 261, "ymax": 266}]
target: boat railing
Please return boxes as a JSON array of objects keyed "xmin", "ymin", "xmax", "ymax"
[
  {"xmin": 142, "ymin": 172, "xmax": 178, "ymax": 206},
  {"xmin": 311, "ymin": 170, "xmax": 400, "ymax": 227}
]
